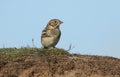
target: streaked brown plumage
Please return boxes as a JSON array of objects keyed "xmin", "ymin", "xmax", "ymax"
[{"xmin": 41, "ymin": 19, "xmax": 63, "ymax": 49}]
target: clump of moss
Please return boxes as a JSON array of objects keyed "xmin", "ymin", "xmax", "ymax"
[
  {"xmin": 37, "ymin": 48, "xmax": 69, "ymax": 56},
  {"xmin": 0, "ymin": 47, "xmax": 34, "ymax": 60},
  {"xmin": 0, "ymin": 47, "xmax": 69, "ymax": 60}
]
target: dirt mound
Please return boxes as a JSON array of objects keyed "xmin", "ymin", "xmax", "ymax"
[{"xmin": 0, "ymin": 48, "xmax": 120, "ymax": 77}]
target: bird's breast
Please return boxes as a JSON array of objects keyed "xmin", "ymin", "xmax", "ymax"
[{"xmin": 47, "ymin": 28, "xmax": 61, "ymax": 37}]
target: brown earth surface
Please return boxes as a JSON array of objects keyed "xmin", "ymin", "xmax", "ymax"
[{"xmin": 0, "ymin": 49, "xmax": 120, "ymax": 77}]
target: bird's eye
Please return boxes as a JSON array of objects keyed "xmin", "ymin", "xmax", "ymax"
[
  {"xmin": 54, "ymin": 21, "xmax": 58, "ymax": 25},
  {"xmin": 54, "ymin": 21, "xmax": 57, "ymax": 23}
]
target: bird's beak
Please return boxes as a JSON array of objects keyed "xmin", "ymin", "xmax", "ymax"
[{"xmin": 60, "ymin": 21, "xmax": 63, "ymax": 24}]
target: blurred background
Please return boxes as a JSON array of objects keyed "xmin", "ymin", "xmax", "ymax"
[{"xmin": 0, "ymin": 0, "xmax": 120, "ymax": 58}]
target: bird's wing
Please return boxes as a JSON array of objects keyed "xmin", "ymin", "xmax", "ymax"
[{"xmin": 41, "ymin": 29, "xmax": 50, "ymax": 37}]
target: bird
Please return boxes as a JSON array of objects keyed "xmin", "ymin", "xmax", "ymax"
[{"xmin": 41, "ymin": 19, "xmax": 63, "ymax": 49}]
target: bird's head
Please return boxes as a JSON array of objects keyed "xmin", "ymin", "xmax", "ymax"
[{"xmin": 47, "ymin": 19, "xmax": 63, "ymax": 29}]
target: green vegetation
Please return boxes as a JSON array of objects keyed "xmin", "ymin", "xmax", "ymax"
[
  {"xmin": 37, "ymin": 48, "xmax": 69, "ymax": 56},
  {"xmin": 0, "ymin": 47, "xmax": 69, "ymax": 60}
]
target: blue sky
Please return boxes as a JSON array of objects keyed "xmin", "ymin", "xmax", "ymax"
[{"xmin": 0, "ymin": 0, "xmax": 120, "ymax": 58}]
